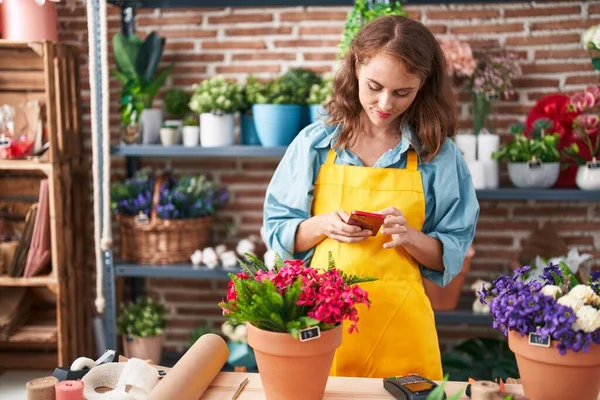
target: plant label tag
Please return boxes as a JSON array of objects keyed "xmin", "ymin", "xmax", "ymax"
[
  {"xmin": 135, "ymin": 212, "xmax": 149, "ymax": 225},
  {"xmin": 528, "ymin": 333, "xmax": 550, "ymax": 347},
  {"xmin": 299, "ymin": 326, "xmax": 321, "ymax": 342},
  {"xmin": 587, "ymin": 161, "xmax": 600, "ymax": 169},
  {"xmin": 0, "ymin": 136, "xmax": 10, "ymax": 149},
  {"xmin": 527, "ymin": 160, "xmax": 542, "ymax": 169}
]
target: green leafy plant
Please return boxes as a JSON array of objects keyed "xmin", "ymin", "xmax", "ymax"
[
  {"xmin": 425, "ymin": 374, "xmax": 464, "ymax": 400},
  {"xmin": 183, "ymin": 115, "xmax": 198, "ymax": 126},
  {"xmin": 189, "ymin": 76, "xmax": 246, "ymax": 114},
  {"xmin": 307, "ymin": 76, "xmax": 333, "ymax": 105},
  {"xmin": 338, "ymin": 0, "xmax": 408, "ymax": 58},
  {"xmin": 492, "ymin": 120, "xmax": 579, "ymax": 163},
  {"xmin": 441, "ymin": 338, "xmax": 519, "ymax": 382},
  {"xmin": 219, "ymin": 253, "xmax": 376, "ymax": 339},
  {"xmin": 117, "ymin": 297, "xmax": 167, "ymax": 338},
  {"xmin": 279, "ymin": 68, "xmax": 321, "ymax": 106},
  {"xmin": 240, "ymin": 75, "xmax": 263, "ymax": 113},
  {"xmin": 164, "ymin": 87, "xmax": 191, "ymax": 119},
  {"xmin": 111, "ymin": 31, "xmax": 173, "ymax": 124}
]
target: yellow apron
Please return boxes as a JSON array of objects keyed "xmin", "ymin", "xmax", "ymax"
[{"xmin": 311, "ymin": 148, "xmax": 442, "ymax": 380}]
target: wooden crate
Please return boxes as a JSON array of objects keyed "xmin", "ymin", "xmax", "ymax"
[{"xmin": 0, "ymin": 40, "xmax": 90, "ymax": 369}]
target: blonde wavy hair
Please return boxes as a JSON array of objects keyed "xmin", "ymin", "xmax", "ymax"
[{"xmin": 325, "ymin": 16, "xmax": 457, "ymax": 162}]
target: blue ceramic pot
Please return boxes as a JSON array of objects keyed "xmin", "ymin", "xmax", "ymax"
[
  {"xmin": 252, "ymin": 104, "xmax": 302, "ymax": 147},
  {"xmin": 240, "ymin": 112, "xmax": 261, "ymax": 145}
]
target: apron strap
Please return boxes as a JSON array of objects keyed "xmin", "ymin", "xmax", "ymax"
[
  {"xmin": 406, "ymin": 150, "xmax": 418, "ymax": 171},
  {"xmin": 325, "ymin": 149, "xmax": 337, "ymax": 165}
]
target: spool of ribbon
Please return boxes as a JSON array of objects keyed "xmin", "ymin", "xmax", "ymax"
[
  {"xmin": 55, "ymin": 381, "xmax": 84, "ymax": 400},
  {"xmin": 26, "ymin": 376, "xmax": 58, "ymax": 400}
]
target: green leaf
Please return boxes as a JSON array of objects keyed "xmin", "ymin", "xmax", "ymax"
[
  {"xmin": 110, "ymin": 68, "xmax": 131, "ymax": 85},
  {"xmin": 142, "ymin": 65, "xmax": 173, "ymax": 108},
  {"xmin": 112, "ymin": 32, "xmax": 140, "ymax": 80},
  {"xmin": 592, "ymin": 57, "xmax": 600, "ymax": 71},
  {"xmin": 560, "ymin": 262, "xmax": 580, "ymax": 289},
  {"xmin": 136, "ymin": 32, "xmax": 165, "ymax": 84}
]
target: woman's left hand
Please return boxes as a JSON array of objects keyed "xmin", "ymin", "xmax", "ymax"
[{"xmin": 377, "ymin": 206, "xmax": 410, "ymax": 249}]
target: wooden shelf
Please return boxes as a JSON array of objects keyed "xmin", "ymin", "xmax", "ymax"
[
  {"xmin": 0, "ymin": 275, "xmax": 57, "ymax": 287},
  {"xmin": 0, "ymin": 317, "xmax": 57, "ymax": 350},
  {"xmin": 0, "ymin": 158, "xmax": 52, "ymax": 174}
]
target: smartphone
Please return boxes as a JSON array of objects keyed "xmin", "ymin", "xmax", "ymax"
[{"xmin": 347, "ymin": 210, "xmax": 386, "ymax": 236}]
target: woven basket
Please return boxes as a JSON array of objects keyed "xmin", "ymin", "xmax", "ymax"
[{"xmin": 117, "ymin": 176, "xmax": 214, "ymax": 265}]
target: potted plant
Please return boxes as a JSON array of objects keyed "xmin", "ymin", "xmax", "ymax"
[
  {"xmin": 338, "ymin": 0, "xmax": 407, "ymax": 58},
  {"xmin": 219, "ymin": 254, "xmax": 375, "ymax": 400},
  {"xmin": 566, "ymin": 85, "xmax": 600, "ymax": 190},
  {"xmin": 469, "ymin": 48, "xmax": 522, "ymax": 135},
  {"xmin": 189, "ymin": 76, "xmax": 245, "ymax": 147},
  {"xmin": 280, "ymin": 68, "xmax": 322, "ymax": 129},
  {"xmin": 492, "ymin": 120, "xmax": 579, "ymax": 188},
  {"xmin": 163, "ymin": 87, "xmax": 191, "ymax": 132},
  {"xmin": 117, "ymin": 297, "xmax": 167, "ymax": 364},
  {"xmin": 239, "ymin": 76, "xmax": 262, "ymax": 146},
  {"xmin": 307, "ymin": 76, "xmax": 333, "ymax": 124},
  {"xmin": 478, "ymin": 263, "xmax": 600, "ymax": 400},
  {"xmin": 111, "ymin": 31, "xmax": 172, "ymax": 145},
  {"xmin": 159, "ymin": 122, "xmax": 180, "ymax": 146},
  {"xmin": 182, "ymin": 115, "xmax": 200, "ymax": 147}
]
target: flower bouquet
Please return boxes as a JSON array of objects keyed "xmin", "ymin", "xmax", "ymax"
[
  {"xmin": 478, "ymin": 263, "xmax": 600, "ymax": 400},
  {"xmin": 438, "ymin": 38, "xmax": 477, "ymax": 85},
  {"xmin": 111, "ymin": 168, "xmax": 228, "ymax": 264},
  {"xmin": 219, "ymin": 254, "xmax": 375, "ymax": 400}
]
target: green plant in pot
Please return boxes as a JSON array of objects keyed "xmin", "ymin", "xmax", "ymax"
[
  {"xmin": 239, "ymin": 75, "xmax": 262, "ymax": 146},
  {"xmin": 307, "ymin": 76, "xmax": 333, "ymax": 124},
  {"xmin": 493, "ymin": 119, "xmax": 579, "ymax": 188},
  {"xmin": 164, "ymin": 87, "xmax": 191, "ymax": 125},
  {"xmin": 189, "ymin": 76, "xmax": 246, "ymax": 147},
  {"xmin": 111, "ymin": 31, "xmax": 172, "ymax": 144},
  {"xmin": 117, "ymin": 297, "xmax": 167, "ymax": 364},
  {"xmin": 182, "ymin": 114, "xmax": 200, "ymax": 147},
  {"xmin": 338, "ymin": 0, "xmax": 407, "ymax": 58}
]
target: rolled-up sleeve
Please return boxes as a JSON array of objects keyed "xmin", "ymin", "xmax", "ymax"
[
  {"xmin": 420, "ymin": 141, "xmax": 480, "ymax": 287},
  {"xmin": 262, "ymin": 123, "xmax": 327, "ymax": 262}
]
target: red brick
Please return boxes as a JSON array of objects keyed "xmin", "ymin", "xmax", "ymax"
[
  {"xmin": 136, "ymin": 15, "xmax": 204, "ymax": 25},
  {"xmin": 545, "ymin": 222, "xmax": 600, "ymax": 231},
  {"xmin": 173, "ymin": 77, "xmax": 207, "ymax": 87},
  {"xmin": 203, "ymin": 41, "xmax": 267, "ymax": 50},
  {"xmin": 158, "ymin": 29, "xmax": 218, "ymax": 39},
  {"xmin": 473, "ymin": 236, "xmax": 515, "ymax": 246},
  {"xmin": 427, "ymin": 9, "xmax": 499, "ymax": 20},
  {"xmin": 427, "ymin": 25, "xmax": 447, "ymax": 34},
  {"xmin": 513, "ymin": 207, "xmax": 588, "ymax": 218},
  {"xmin": 504, "ymin": 5, "xmax": 581, "ymax": 18},
  {"xmin": 208, "ymin": 14, "xmax": 273, "ymax": 24},
  {"xmin": 561, "ymin": 236, "xmax": 595, "ymax": 247},
  {"xmin": 474, "ymin": 249, "xmax": 519, "ymax": 260},
  {"xmin": 177, "ymin": 307, "xmax": 223, "ymax": 317},
  {"xmin": 280, "ymin": 11, "xmax": 347, "ymax": 22},
  {"xmin": 512, "ymin": 78, "xmax": 560, "ymax": 89},
  {"xmin": 226, "ymin": 27, "xmax": 293, "ymax": 36},
  {"xmin": 565, "ymin": 75, "xmax": 599, "ymax": 85},
  {"xmin": 234, "ymin": 189, "xmax": 267, "ymax": 198},
  {"xmin": 299, "ymin": 26, "xmax": 344, "ymax": 36},
  {"xmin": 164, "ymin": 42, "xmax": 195, "ymax": 51},
  {"xmin": 274, "ymin": 39, "xmax": 340, "ymax": 48},
  {"xmin": 172, "ymin": 160, "xmax": 237, "ymax": 170},
  {"xmin": 527, "ymin": 92, "xmax": 553, "ymax": 102},
  {"xmin": 506, "ymin": 33, "xmax": 580, "ymax": 46},
  {"xmin": 172, "ymin": 65, "xmax": 208, "ymax": 75},
  {"xmin": 531, "ymin": 18, "xmax": 600, "ymax": 31},
  {"xmin": 232, "ymin": 53, "xmax": 297, "ymax": 61},
  {"xmin": 406, "ymin": 9, "xmax": 421, "ymax": 20},
  {"xmin": 304, "ymin": 53, "xmax": 338, "ymax": 61},
  {"xmin": 241, "ymin": 161, "xmax": 280, "ymax": 170},
  {"xmin": 521, "ymin": 63, "xmax": 594, "ymax": 74},
  {"xmin": 164, "ymin": 293, "xmax": 222, "ymax": 303},
  {"xmin": 149, "ymin": 279, "xmax": 213, "ymax": 290},
  {"xmin": 221, "ymin": 202, "xmax": 264, "ymax": 212},
  {"xmin": 591, "ymin": 4, "xmax": 600, "ymax": 14},
  {"xmin": 163, "ymin": 53, "xmax": 224, "ymax": 63},
  {"xmin": 477, "ymin": 221, "xmax": 539, "ymax": 231},
  {"xmin": 241, "ymin": 215, "xmax": 264, "ymax": 224},
  {"xmin": 451, "ymin": 23, "xmax": 523, "ymax": 35},
  {"xmin": 535, "ymin": 49, "xmax": 589, "ymax": 59},
  {"xmin": 216, "ymin": 65, "xmax": 281, "ymax": 74},
  {"xmin": 478, "ymin": 207, "xmax": 510, "ymax": 217},
  {"xmin": 494, "ymin": 104, "xmax": 538, "ymax": 114},
  {"xmin": 468, "ymin": 39, "xmax": 501, "ymax": 49},
  {"xmin": 304, "ymin": 65, "xmax": 335, "ymax": 74}
]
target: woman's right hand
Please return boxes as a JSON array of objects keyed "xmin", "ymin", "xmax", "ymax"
[{"xmin": 318, "ymin": 211, "xmax": 372, "ymax": 243}]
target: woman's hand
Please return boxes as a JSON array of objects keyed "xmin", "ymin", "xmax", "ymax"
[
  {"xmin": 378, "ymin": 206, "xmax": 410, "ymax": 249},
  {"xmin": 318, "ymin": 210, "xmax": 372, "ymax": 243}
]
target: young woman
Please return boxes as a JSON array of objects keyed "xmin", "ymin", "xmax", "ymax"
[{"xmin": 262, "ymin": 16, "xmax": 479, "ymax": 380}]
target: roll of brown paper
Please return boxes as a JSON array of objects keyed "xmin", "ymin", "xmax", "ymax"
[
  {"xmin": 26, "ymin": 376, "xmax": 58, "ymax": 400},
  {"xmin": 148, "ymin": 333, "xmax": 228, "ymax": 400}
]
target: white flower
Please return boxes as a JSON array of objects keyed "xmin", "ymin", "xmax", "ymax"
[
  {"xmin": 263, "ymin": 249, "xmax": 276, "ymax": 270},
  {"xmin": 221, "ymin": 321, "xmax": 234, "ymax": 338},
  {"xmin": 202, "ymin": 247, "xmax": 219, "ymax": 269},
  {"xmin": 557, "ymin": 294, "xmax": 583, "ymax": 312},
  {"xmin": 541, "ymin": 285, "xmax": 562, "ymax": 299},
  {"xmin": 233, "ymin": 324, "xmax": 248, "ymax": 343},
  {"xmin": 190, "ymin": 250, "xmax": 203, "ymax": 266},
  {"xmin": 236, "ymin": 239, "xmax": 255, "ymax": 258},
  {"xmin": 220, "ymin": 250, "xmax": 238, "ymax": 270},
  {"xmin": 572, "ymin": 305, "xmax": 600, "ymax": 333},
  {"xmin": 568, "ymin": 285, "xmax": 597, "ymax": 305},
  {"xmin": 582, "ymin": 24, "xmax": 600, "ymax": 50}
]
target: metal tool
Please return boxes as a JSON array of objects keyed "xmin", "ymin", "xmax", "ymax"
[{"xmin": 231, "ymin": 377, "xmax": 249, "ymax": 400}]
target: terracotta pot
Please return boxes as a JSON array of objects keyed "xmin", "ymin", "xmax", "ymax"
[
  {"xmin": 122, "ymin": 333, "xmax": 164, "ymax": 364},
  {"xmin": 247, "ymin": 322, "xmax": 342, "ymax": 400},
  {"xmin": 508, "ymin": 330, "xmax": 600, "ymax": 400},
  {"xmin": 0, "ymin": 0, "xmax": 58, "ymax": 42},
  {"xmin": 423, "ymin": 245, "xmax": 475, "ymax": 311}
]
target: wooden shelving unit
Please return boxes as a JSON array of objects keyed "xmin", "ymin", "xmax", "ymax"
[{"xmin": 0, "ymin": 41, "xmax": 90, "ymax": 369}]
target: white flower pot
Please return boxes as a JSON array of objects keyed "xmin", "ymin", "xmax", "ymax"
[
  {"xmin": 508, "ymin": 162, "xmax": 560, "ymax": 188},
  {"xmin": 182, "ymin": 126, "xmax": 200, "ymax": 147},
  {"xmin": 200, "ymin": 113, "xmax": 235, "ymax": 147},
  {"xmin": 141, "ymin": 109, "xmax": 163, "ymax": 144},
  {"xmin": 160, "ymin": 127, "xmax": 180, "ymax": 146},
  {"xmin": 576, "ymin": 161, "xmax": 600, "ymax": 190}
]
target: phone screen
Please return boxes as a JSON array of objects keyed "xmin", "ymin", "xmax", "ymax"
[{"xmin": 404, "ymin": 382, "xmax": 434, "ymax": 393}]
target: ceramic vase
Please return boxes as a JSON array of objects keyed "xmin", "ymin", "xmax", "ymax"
[
  {"xmin": 576, "ymin": 160, "xmax": 600, "ymax": 190},
  {"xmin": 182, "ymin": 126, "xmax": 200, "ymax": 147},
  {"xmin": 160, "ymin": 127, "xmax": 180, "ymax": 146},
  {"xmin": 200, "ymin": 113, "xmax": 234, "ymax": 147},
  {"xmin": 508, "ymin": 330, "xmax": 600, "ymax": 400},
  {"xmin": 122, "ymin": 333, "xmax": 164, "ymax": 365},
  {"xmin": 507, "ymin": 162, "xmax": 560, "ymax": 188},
  {"xmin": 141, "ymin": 109, "xmax": 163, "ymax": 144},
  {"xmin": 247, "ymin": 322, "xmax": 342, "ymax": 400}
]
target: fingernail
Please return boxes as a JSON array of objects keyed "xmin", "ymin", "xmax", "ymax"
[{"xmin": 366, "ymin": 231, "xmax": 372, "ymax": 236}]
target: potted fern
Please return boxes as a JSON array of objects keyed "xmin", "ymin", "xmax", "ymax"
[
  {"xmin": 117, "ymin": 297, "xmax": 167, "ymax": 364},
  {"xmin": 493, "ymin": 120, "xmax": 579, "ymax": 188},
  {"xmin": 189, "ymin": 76, "xmax": 246, "ymax": 147}
]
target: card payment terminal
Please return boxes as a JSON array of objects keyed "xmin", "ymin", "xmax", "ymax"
[{"xmin": 383, "ymin": 375, "xmax": 445, "ymax": 400}]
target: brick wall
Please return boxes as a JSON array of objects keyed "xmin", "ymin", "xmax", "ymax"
[{"xmin": 56, "ymin": 1, "xmax": 600, "ymax": 352}]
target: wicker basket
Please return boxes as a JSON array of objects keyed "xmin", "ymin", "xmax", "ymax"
[{"xmin": 117, "ymin": 176, "xmax": 214, "ymax": 265}]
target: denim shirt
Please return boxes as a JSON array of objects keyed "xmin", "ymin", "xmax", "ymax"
[{"xmin": 262, "ymin": 121, "xmax": 480, "ymax": 287}]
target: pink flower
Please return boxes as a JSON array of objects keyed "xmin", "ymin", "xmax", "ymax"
[
  {"xmin": 439, "ymin": 39, "xmax": 477, "ymax": 78},
  {"xmin": 571, "ymin": 91, "xmax": 595, "ymax": 112},
  {"xmin": 585, "ymin": 84, "xmax": 600, "ymax": 104}
]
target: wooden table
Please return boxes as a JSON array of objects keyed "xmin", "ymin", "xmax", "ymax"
[{"xmin": 200, "ymin": 372, "xmax": 526, "ymax": 399}]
